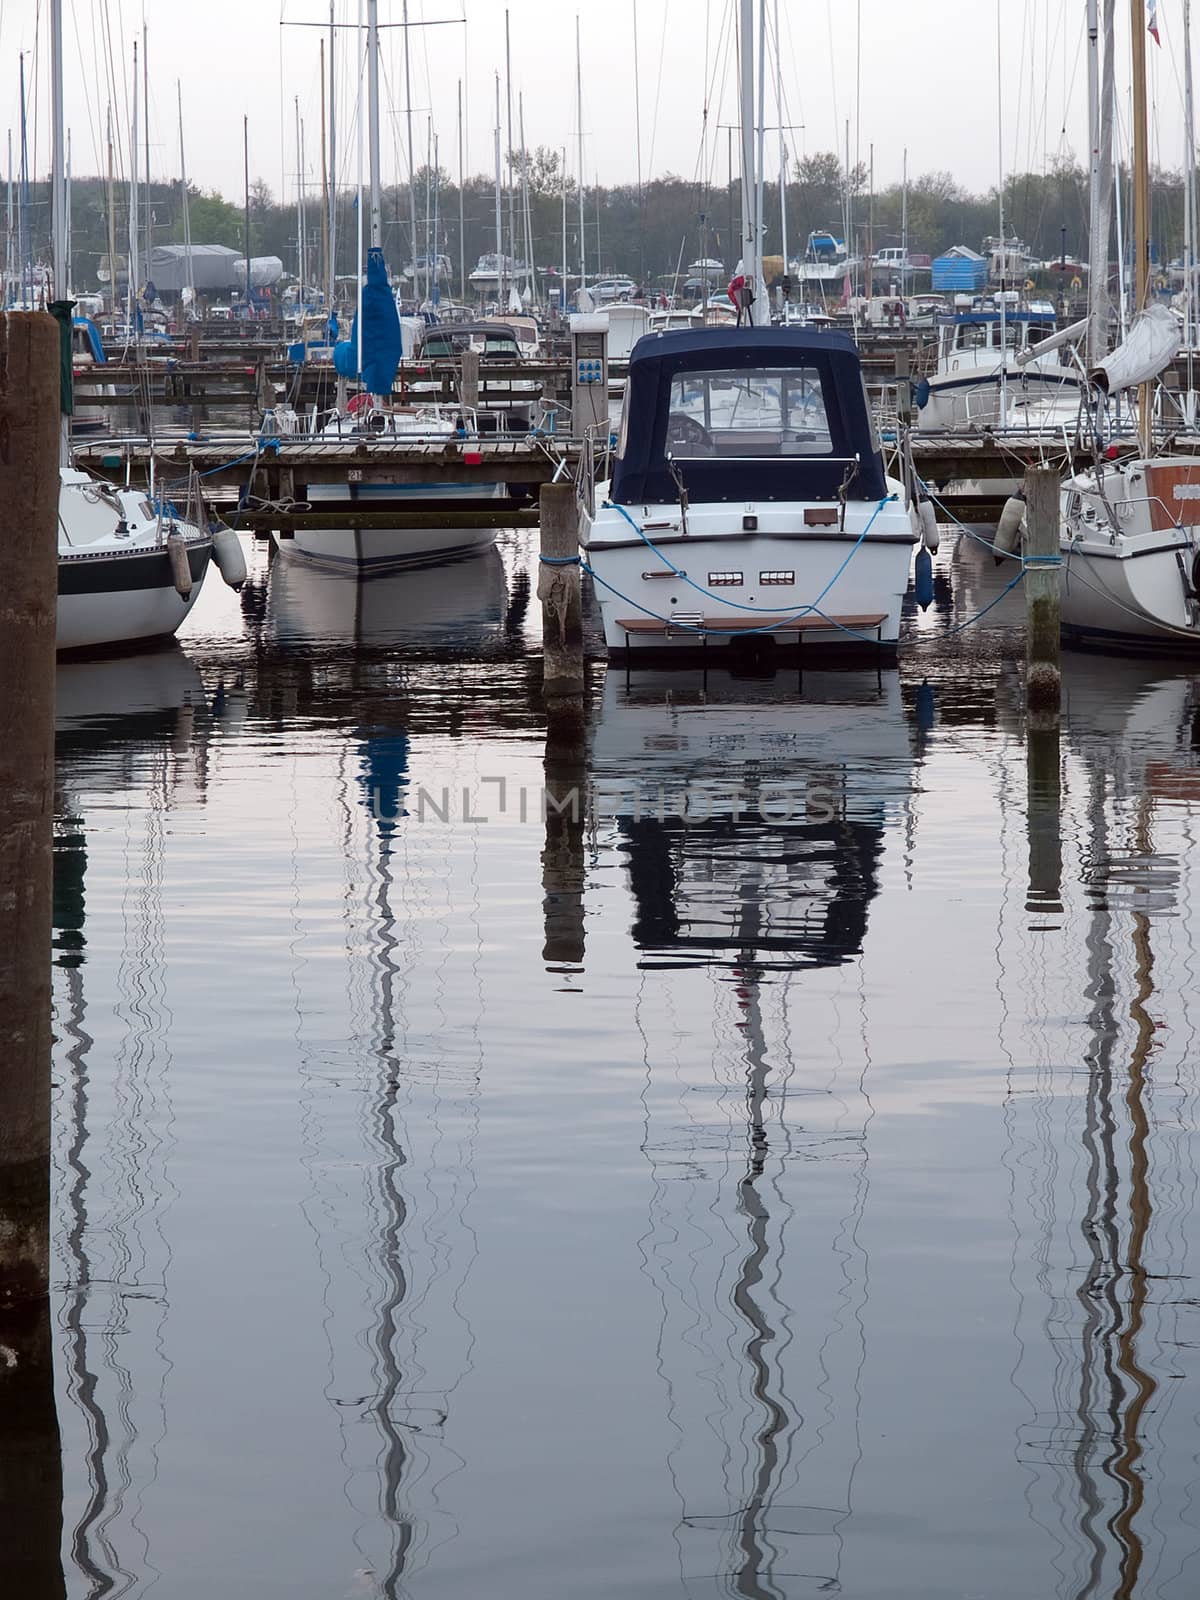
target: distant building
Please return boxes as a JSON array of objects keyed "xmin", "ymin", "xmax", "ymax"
[{"xmin": 931, "ymin": 245, "xmax": 988, "ymax": 293}]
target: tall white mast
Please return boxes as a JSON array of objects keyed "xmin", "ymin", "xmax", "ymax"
[
  {"xmin": 1086, "ymin": 0, "xmax": 1106, "ymax": 366},
  {"xmin": 775, "ymin": 0, "xmax": 788, "ymax": 280},
  {"xmin": 328, "ymin": 0, "xmax": 337, "ymax": 312},
  {"xmin": 403, "ymin": 0, "xmax": 417, "ymax": 291},
  {"xmin": 295, "ymin": 96, "xmax": 305, "ymax": 303},
  {"xmin": 1184, "ymin": 0, "xmax": 1197, "ymax": 377},
  {"xmin": 457, "ymin": 79, "xmax": 465, "ymax": 300},
  {"xmin": 519, "ymin": 91, "xmax": 533, "ymax": 304},
  {"xmin": 576, "ymin": 16, "xmax": 586, "ymax": 296},
  {"xmin": 505, "ymin": 9, "xmax": 516, "ymax": 292},
  {"xmin": 50, "ymin": 0, "xmax": 68, "ymax": 459},
  {"xmin": 367, "ymin": 0, "xmax": 382, "ymax": 250},
  {"xmin": 129, "ymin": 40, "xmax": 139, "ymax": 323},
  {"xmin": 179, "ymin": 82, "xmax": 194, "ymax": 309},
  {"xmin": 754, "ymin": 0, "xmax": 767, "ymax": 314},
  {"xmin": 494, "ymin": 74, "xmax": 503, "ymax": 305},
  {"xmin": 561, "ymin": 145, "xmax": 568, "ymax": 310},
  {"xmin": 738, "ymin": 0, "xmax": 762, "ymax": 317},
  {"xmin": 995, "ymin": 0, "xmax": 1007, "ymax": 427},
  {"xmin": 65, "ymin": 129, "xmax": 72, "ymax": 297}
]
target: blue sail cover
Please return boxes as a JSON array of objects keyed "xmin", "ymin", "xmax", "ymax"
[{"xmin": 333, "ymin": 247, "xmax": 401, "ymax": 395}]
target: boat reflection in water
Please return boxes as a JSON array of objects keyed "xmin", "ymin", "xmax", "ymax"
[
  {"xmin": 1006, "ymin": 654, "xmax": 1200, "ymax": 1597},
  {"xmin": 591, "ymin": 666, "xmax": 919, "ymax": 1594},
  {"xmin": 265, "ymin": 542, "xmax": 513, "ymax": 656},
  {"xmin": 52, "ymin": 645, "xmax": 209, "ymax": 1598}
]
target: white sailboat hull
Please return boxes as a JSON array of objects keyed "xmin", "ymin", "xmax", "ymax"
[
  {"xmin": 288, "ymin": 524, "xmax": 499, "ymax": 570},
  {"xmin": 1061, "ymin": 456, "xmax": 1200, "ymax": 650}
]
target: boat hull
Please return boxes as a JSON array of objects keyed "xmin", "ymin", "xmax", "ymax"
[
  {"xmin": 288, "ymin": 524, "xmax": 499, "ymax": 570},
  {"xmin": 1061, "ymin": 541, "xmax": 1200, "ymax": 651},
  {"xmin": 57, "ymin": 542, "xmax": 210, "ymax": 654},
  {"xmin": 584, "ymin": 510, "xmax": 916, "ymax": 659}
]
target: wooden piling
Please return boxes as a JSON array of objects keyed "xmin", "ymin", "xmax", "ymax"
[
  {"xmin": 460, "ymin": 347, "xmax": 480, "ymax": 413},
  {"xmin": 1022, "ymin": 464, "xmax": 1062, "ymax": 716},
  {"xmin": 538, "ymin": 480, "xmax": 585, "ymax": 705},
  {"xmin": 0, "ymin": 311, "xmax": 65, "ymax": 1595}
]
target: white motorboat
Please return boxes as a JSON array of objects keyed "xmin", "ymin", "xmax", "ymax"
[
  {"xmin": 916, "ymin": 305, "xmax": 1084, "ymax": 432},
  {"xmin": 57, "ymin": 467, "xmax": 214, "ymax": 654},
  {"xmin": 581, "ymin": 324, "xmax": 920, "ymax": 661}
]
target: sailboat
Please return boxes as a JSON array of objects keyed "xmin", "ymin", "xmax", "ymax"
[
  {"xmin": 46, "ymin": 4, "xmax": 243, "ymax": 653},
  {"xmin": 1058, "ymin": 0, "xmax": 1200, "ymax": 650},
  {"xmin": 580, "ymin": 0, "xmax": 919, "ymax": 661},
  {"xmin": 289, "ymin": 0, "xmax": 500, "ymax": 571}
]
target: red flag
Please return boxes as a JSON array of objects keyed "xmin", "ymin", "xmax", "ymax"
[{"xmin": 1149, "ymin": 0, "xmax": 1161, "ymax": 45}]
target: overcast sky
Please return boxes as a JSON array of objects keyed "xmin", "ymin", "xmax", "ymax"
[{"xmin": 0, "ymin": 1, "xmax": 1195, "ymax": 209}]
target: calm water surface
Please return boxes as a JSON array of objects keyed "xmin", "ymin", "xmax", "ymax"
[{"xmin": 46, "ymin": 529, "xmax": 1200, "ymax": 1597}]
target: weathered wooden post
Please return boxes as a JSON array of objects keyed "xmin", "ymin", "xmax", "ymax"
[
  {"xmin": 538, "ymin": 480, "xmax": 585, "ymax": 706},
  {"xmin": 1023, "ymin": 464, "xmax": 1062, "ymax": 715},
  {"xmin": 0, "ymin": 311, "xmax": 66, "ymax": 1595},
  {"xmin": 460, "ymin": 347, "xmax": 480, "ymax": 414}
]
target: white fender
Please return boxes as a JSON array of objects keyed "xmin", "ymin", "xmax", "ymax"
[
  {"xmin": 919, "ymin": 499, "xmax": 939, "ymax": 552},
  {"xmin": 994, "ymin": 494, "xmax": 1026, "ymax": 562},
  {"xmin": 212, "ymin": 525, "xmax": 248, "ymax": 590},
  {"xmin": 167, "ymin": 529, "xmax": 193, "ymax": 598}
]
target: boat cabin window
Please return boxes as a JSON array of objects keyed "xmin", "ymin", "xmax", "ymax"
[{"xmin": 665, "ymin": 366, "xmax": 833, "ymax": 458}]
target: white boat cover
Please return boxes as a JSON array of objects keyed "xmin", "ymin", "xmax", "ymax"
[{"xmin": 1089, "ymin": 303, "xmax": 1181, "ymax": 393}]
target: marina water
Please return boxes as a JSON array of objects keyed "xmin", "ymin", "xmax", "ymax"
[{"xmin": 50, "ymin": 527, "xmax": 1200, "ymax": 1598}]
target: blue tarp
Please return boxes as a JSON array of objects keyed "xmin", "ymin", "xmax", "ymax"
[{"xmin": 333, "ymin": 247, "xmax": 401, "ymax": 395}]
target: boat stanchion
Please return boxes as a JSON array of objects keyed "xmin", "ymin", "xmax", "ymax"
[
  {"xmin": 1022, "ymin": 464, "xmax": 1062, "ymax": 717},
  {"xmin": 0, "ymin": 310, "xmax": 65, "ymax": 1593}
]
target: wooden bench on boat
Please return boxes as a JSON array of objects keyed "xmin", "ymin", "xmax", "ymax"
[{"xmin": 614, "ymin": 612, "xmax": 889, "ymax": 654}]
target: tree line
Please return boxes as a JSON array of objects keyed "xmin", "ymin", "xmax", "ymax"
[{"xmin": 12, "ymin": 149, "xmax": 1199, "ymax": 296}]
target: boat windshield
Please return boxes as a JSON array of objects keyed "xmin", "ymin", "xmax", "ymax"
[{"xmin": 666, "ymin": 366, "xmax": 833, "ymax": 457}]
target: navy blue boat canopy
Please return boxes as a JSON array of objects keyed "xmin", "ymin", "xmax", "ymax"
[{"xmin": 610, "ymin": 326, "xmax": 887, "ymax": 506}]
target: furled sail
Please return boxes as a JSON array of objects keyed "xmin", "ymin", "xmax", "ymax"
[{"xmin": 1089, "ymin": 303, "xmax": 1181, "ymax": 393}]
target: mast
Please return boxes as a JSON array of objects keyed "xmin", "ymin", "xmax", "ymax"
[
  {"xmin": 403, "ymin": 0, "xmax": 417, "ymax": 298},
  {"xmin": 5, "ymin": 129, "xmax": 12, "ymax": 308},
  {"xmin": 432, "ymin": 129, "xmax": 440, "ymax": 305},
  {"xmin": 243, "ymin": 115, "xmax": 252, "ymax": 309},
  {"xmin": 738, "ymin": 0, "xmax": 759, "ymax": 316},
  {"xmin": 367, "ymin": 0, "xmax": 382, "ymax": 250},
  {"xmin": 996, "ymin": 0, "xmax": 1007, "ymax": 428},
  {"xmin": 128, "ymin": 43, "xmax": 138, "ymax": 322},
  {"xmin": 18, "ymin": 56, "xmax": 30, "ymax": 303},
  {"xmin": 901, "ymin": 146, "xmax": 908, "ymax": 292},
  {"xmin": 576, "ymin": 17, "xmax": 586, "ymax": 296},
  {"xmin": 561, "ymin": 144, "xmax": 568, "ymax": 311},
  {"xmin": 143, "ymin": 25, "xmax": 151, "ymax": 294},
  {"xmin": 776, "ymin": 0, "xmax": 788, "ymax": 283},
  {"xmin": 1131, "ymin": 0, "xmax": 1152, "ymax": 454},
  {"xmin": 754, "ymin": 0, "xmax": 767, "ymax": 312},
  {"xmin": 328, "ymin": 3, "xmax": 337, "ymax": 313},
  {"xmin": 519, "ymin": 91, "xmax": 533, "ymax": 304},
  {"xmin": 65, "ymin": 129, "xmax": 72, "ymax": 297},
  {"xmin": 1087, "ymin": 0, "xmax": 1106, "ymax": 366},
  {"xmin": 1184, "ymin": 0, "xmax": 1197, "ymax": 404},
  {"xmin": 505, "ymin": 9, "xmax": 516, "ymax": 298},
  {"xmin": 494, "ymin": 74, "xmax": 503, "ymax": 306},
  {"xmin": 295, "ymin": 97, "xmax": 305, "ymax": 304},
  {"xmin": 320, "ymin": 38, "xmax": 329, "ymax": 307},
  {"xmin": 50, "ymin": 0, "xmax": 68, "ymax": 459},
  {"xmin": 178, "ymin": 83, "xmax": 194, "ymax": 311},
  {"xmin": 457, "ymin": 79, "xmax": 466, "ymax": 299}
]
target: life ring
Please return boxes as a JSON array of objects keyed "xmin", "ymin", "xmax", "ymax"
[{"xmin": 347, "ymin": 391, "xmax": 371, "ymax": 415}]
